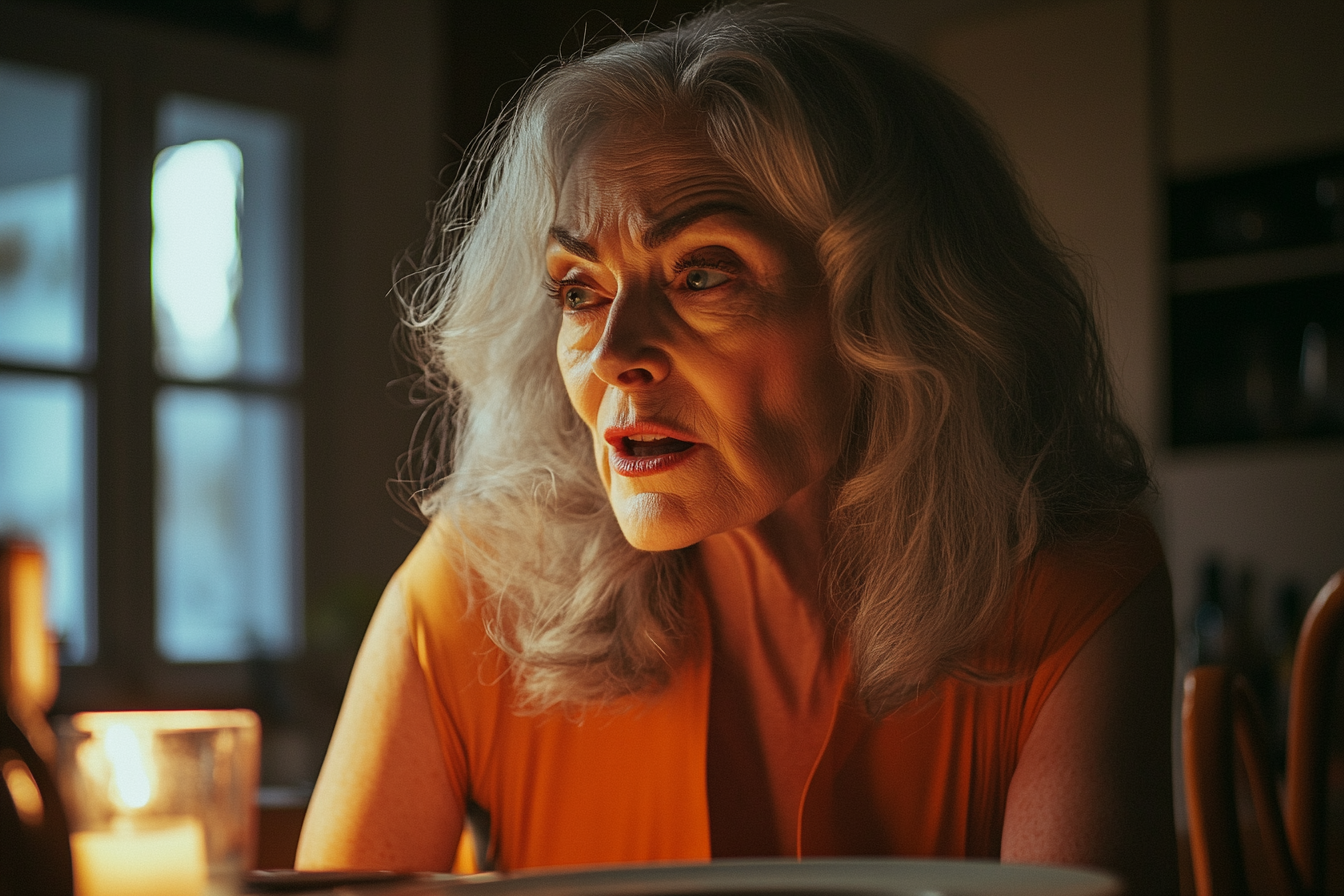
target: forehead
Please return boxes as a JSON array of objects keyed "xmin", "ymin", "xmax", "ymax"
[{"xmin": 554, "ymin": 117, "xmax": 762, "ymax": 233}]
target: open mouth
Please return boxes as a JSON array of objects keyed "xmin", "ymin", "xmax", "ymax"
[{"xmin": 624, "ymin": 434, "xmax": 695, "ymax": 457}]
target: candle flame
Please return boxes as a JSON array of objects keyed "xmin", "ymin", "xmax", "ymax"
[{"xmin": 104, "ymin": 724, "xmax": 152, "ymax": 809}]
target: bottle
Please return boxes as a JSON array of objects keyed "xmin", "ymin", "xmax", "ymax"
[{"xmin": 1193, "ymin": 558, "xmax": 1226, "ymax": 666}]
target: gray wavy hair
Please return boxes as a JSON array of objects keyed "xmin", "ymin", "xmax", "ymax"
[{"xmin": 399, "ymin": 3, "xmax": 1149, "ymax": 715}]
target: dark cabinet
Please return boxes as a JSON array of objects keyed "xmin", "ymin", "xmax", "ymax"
[{"xmin": 1169, "ymin": 151, "xmax": 1344, "ymax": 447}]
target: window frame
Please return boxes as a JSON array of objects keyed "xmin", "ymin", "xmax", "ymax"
[{"xmin": 0, "ymin": 1, "xmax": 333, "ymax": 708}]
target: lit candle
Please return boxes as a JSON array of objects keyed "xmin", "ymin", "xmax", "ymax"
[
  {"xmin": 59, "ymin": 710, "xmax": 259, "ymax": 896},
  {"xmin": 71, "ymin": 820, "xmax": 208, "ymax": 896},
  {"xmin": 67, "ymin": 722, "xmax": 209, "ymax": 896}
]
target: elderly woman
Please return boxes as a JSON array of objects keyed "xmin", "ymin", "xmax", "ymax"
[{"xmin": 296, "ymin": 4, "xmax": 1176, "ymax": 891}]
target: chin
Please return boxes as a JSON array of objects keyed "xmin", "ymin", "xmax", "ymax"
[
  {"xmin": 616, "ymin": 518, "xmax": 701, "ymax": 553},
  {"xmin": 612, "ymin": 495, "xmax": 707, "ymax": 552}
]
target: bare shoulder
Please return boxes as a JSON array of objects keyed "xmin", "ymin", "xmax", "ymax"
[
  {"xmin": 1001, "ymin": 558, "xmax": 1177, "ymax": 893},
  {"xmin": 295, "ymin": 522, "xmax": 466, "ymax": 871}
]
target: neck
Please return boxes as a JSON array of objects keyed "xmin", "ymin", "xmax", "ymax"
[{"xmin": 729, "ymin": 472, "xmax": 837, "ymax": 608}]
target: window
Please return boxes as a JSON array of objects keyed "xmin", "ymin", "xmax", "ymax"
[
  {"xmin": 0, "ymin": 58, "xmax": 95, "ymax": 662},
  {"xmin": 0, "ymin": 4, "xmax": 326, "ymax": 707},
  {"xmin": 151, "ymin": 97, "xmax": 302, "ymax": 662}
]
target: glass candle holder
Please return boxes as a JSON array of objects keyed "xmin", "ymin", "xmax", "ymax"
[{"xmin": 56, "ymin": 710, "xmax": 260, "ymax": 896}]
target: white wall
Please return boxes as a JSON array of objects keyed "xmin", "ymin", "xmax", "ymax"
[{"xmin": 1168, "ymin": 0, "xmax": 1344, "ymax": 175}]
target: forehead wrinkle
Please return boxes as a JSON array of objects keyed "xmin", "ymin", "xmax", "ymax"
[{"xmin": 556, "ymin": 131, "xmax": 762, "ymax": 255}]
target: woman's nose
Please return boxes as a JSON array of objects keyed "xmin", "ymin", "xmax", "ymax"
[{"xmin": 590, "ymin": 287, "xmax": 671, "ymax": 389}]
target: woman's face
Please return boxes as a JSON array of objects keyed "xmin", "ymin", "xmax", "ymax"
[{"xmin": 549, "ymin": 118, "xmax": 853, "ymax": 552}]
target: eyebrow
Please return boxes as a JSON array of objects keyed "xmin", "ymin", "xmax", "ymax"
[
  {"xmin": 548, "ymin": 200, "xmax": 754, "ymax": 260},
  {"xmin": 548, "ymin": 227, "xmax": 599, "ymax": 262},
  {"xmin": 642, "ymin": 200, "xmax": 753, "ymax": 249}
]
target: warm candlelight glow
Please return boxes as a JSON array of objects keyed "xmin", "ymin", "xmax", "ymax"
[
  {"xmin": 103, "ymin": 723, "xmax": 153, "ymax": 810},
  {"xmin": 59, "ymin": 709, "xmax": 260, "ymax": 896},
  {"xmin": 71, "ymin": 821, "xmax": 208, "ymax": 896}
]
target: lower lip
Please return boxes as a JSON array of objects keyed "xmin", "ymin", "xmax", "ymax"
[{"xmin": 608, "ymin": 443, "xmax": 698, "ymax": 478}]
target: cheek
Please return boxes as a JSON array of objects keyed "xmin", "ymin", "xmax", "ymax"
[
  {"xmin": 761, "ymin": 330, "xmax": 852, "ymax": 472},
  {"xmin": 801, "ymin": 348, "xmax": 853, "ymax": 439},
  {"xmin": 694, "ymin": 350, "xmax": 845, "ymax": 498},
  {"xmin": 557, "ymin": 331, "xmax": 600, "ymax": 425}
]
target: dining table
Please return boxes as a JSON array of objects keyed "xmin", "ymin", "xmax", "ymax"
[{"xmin": 243, "ymin": 858, "xmax": 1122, "ymax": 896}]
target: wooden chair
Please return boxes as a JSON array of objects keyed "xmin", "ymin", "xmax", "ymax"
[
  {"xmin": 1, "ymin": 540, "xmax": 73, "ymax": 895},
  {"xmin": 1, "ymin": 540, "xmax": 60, "ymax": 762},
  {"xmin": 1183, "ymin": 569, "xmax": 1343, "ymax": 896},
  {"xmin": 1286, "ymin": 570, "xmax": 1344, "ymax": 895}
]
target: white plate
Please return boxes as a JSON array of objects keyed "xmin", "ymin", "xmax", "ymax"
[{"xmin": 429, "ymin": 858, "xmax": 1121, "ymax": 896}]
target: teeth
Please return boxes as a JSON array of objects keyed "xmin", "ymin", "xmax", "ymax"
[{"xmin": 628, "ymin": 433, "xmax": 668, "ymax": 442}]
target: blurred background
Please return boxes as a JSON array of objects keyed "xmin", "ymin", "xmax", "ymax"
[{"xmin": 0, "ymin": 0, "xmax": 1340, "ymax": 838}]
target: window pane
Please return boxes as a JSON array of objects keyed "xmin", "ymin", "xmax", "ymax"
[
  {"xmin": 154, "ymin": 95, "xmax": 297, "ymax": 383},
  {"xmin": 0, "ymin": 373, "xmax": 90, "ymax": 662},
  {"xmin": 0, "ymin": 60, "xmax": 91, "ymax": 368},
  {"xmin": 156, "ymin": 387, "xmax": 300, "ymax": 661},
  {"xmin": 151, "ymin": 139, "xmax": 244, "ymax": 378}
]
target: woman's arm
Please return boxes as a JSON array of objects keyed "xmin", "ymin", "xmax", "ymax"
[
  {"xmin": 1000, "ymin": 564, "xmax": 1178, "ymax": 893},
  {"xmin": 295, "ymin": 581, "xmax": 464, "ymax": 871}
]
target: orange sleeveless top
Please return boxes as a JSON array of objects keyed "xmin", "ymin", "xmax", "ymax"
[{"xmin": 400, "ymin": 515, "xmax": 1162, "ymax": 870}]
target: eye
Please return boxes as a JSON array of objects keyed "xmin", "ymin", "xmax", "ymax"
[
  {"xmin": 562, "ymin": 284, "xmax": 596, "ymax": 309},
  {"xmin": 671, "ymin": 251, "xmax": 738, "ymax": 292},
  {"xmin": 683, "ymin": 268, "xmax": 731, "ymax": 291},
  {"xmin": 546, "ymin": 276, "xmax": 600, "ymax": 311}
]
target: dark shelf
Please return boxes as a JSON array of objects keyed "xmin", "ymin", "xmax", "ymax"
[
  {"xmin": 1170, "ymin": 272, "xmax": 1343, "ymax": 447},
  {"xmin": 1168, "ymin": 151, "xmax": 1344, "ymax": 449},
  {"xmin": 1169, "ymin": 151, "xmax": 1343, "ymax": 262}
]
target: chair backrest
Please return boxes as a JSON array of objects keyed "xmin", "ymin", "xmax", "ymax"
[
  {"xmin": 1285, "ymin": 570, "xmax": 1344, "ymax": 895},
  {"xmin": 1, "ymin": 541, "xmax": 60, "ymax": 764},
  {"xmin": 1183, "ymin": 664, "xmax": 1303, "ymax": 896},
  {"xmin": 1, "ymin": 541, "xmax": 73, "ymax": 895},
  {"xmin": 2, "ymin": 709, "xmax": 74, "ymax": 896}
]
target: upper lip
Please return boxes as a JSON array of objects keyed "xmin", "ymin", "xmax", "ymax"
[{"xmin": 603, "ymin": 422, "xmax": 699, "ymax": 452}]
